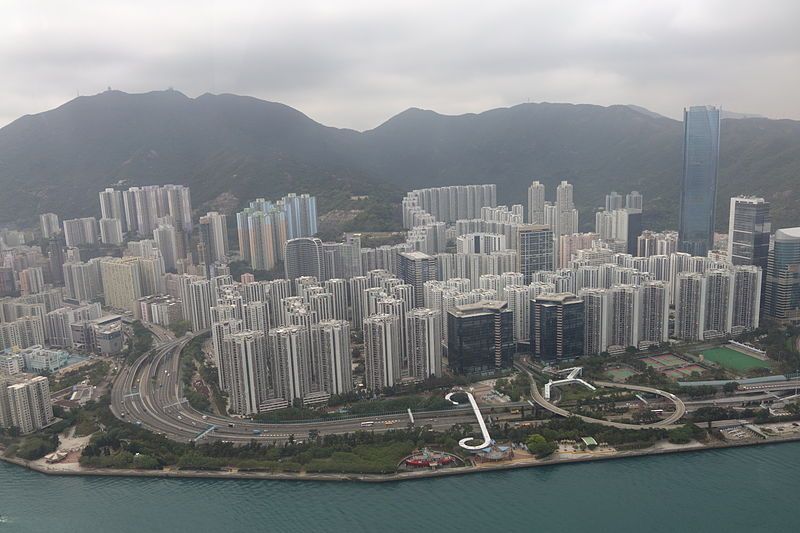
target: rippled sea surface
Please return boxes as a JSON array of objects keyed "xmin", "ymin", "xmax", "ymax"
[{"xmin": 0, "ymin": 443, "xmax": 797, "ymax": 532}]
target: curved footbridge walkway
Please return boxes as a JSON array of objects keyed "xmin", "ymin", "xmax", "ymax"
[{"xmin": 517, "ymin": 365, "xmax": 686, "ymax": 430}]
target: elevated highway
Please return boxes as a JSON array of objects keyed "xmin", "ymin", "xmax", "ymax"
[
  {"xmin": 111, "ymin": 333, "xmax": 529, "ymax": 443},
  {"xmin": 517, "ymin": 364, "xmax": 685, "ymax": 430}
]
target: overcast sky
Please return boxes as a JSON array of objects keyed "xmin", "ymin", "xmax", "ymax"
[{"xmin": 3, "ymin": 0, "xmax": 799, "ymax": 130}]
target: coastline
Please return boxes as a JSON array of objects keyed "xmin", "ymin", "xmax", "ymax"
[{"xmin": 3, "ymin": 434, "xmax": 799, "ymax": 484}]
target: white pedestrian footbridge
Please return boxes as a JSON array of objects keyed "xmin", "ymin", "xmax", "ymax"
[
  {"xmin": 544, "ymin": 367, "xmax": 596, "ymax": 400},
  {"xmin": 445, "ymin": 390, "xmax": 493, "ymax": 451}
]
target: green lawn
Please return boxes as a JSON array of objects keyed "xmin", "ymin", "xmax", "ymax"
[
  {"xmin": 700, "ymin": 347, "xmax": 769, "ymax": 371},
  {"xmin": 607, "ymin": 368, "xmax": 637, "ymax": 381}
]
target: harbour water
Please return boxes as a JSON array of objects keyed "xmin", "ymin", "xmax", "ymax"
[{"xmin": 0, "ymin": 442, "xmax": 797, "ymax": 532}]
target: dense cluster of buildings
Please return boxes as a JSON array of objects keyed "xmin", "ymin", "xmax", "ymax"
[{"xmin": 1, "ymin": 103, "xmax": 799, "ymax": 430}]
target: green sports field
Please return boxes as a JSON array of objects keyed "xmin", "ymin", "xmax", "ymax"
[{"xmin": 701, "ymin": 347, "xmax": 769, "ymax": 371}]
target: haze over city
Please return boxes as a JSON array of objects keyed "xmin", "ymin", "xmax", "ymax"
[
  {"xmin": 3, "ymin": 0, "xmax": 800, "ymax": 129},
  {"xmin": 1, "ymin": 2, "xmax": 800, "ymax": 532}
]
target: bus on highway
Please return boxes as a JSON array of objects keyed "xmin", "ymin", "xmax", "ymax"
[{"xmin": 360, "ymin": 421, "xmax": 375, "ymax": 427}]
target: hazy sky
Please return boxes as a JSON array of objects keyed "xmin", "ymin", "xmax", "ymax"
[{"xmin": 3, "ymin": 0, "xmax": 799, "ymax": 130}]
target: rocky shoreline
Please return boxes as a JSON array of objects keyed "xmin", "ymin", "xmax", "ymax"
[{"xmin": 3, "ymin": 434, "xmax": 799, "ymax": 483}]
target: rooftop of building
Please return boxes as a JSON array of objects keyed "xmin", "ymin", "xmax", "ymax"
[
  {"xmin": 533, "ymin": 292, "xmax": 582, "ymax": 304},
  {"xmin": 776, "ymin": 227, "xmax": 800, "ymax": 240},
  {"xmin": 399, "ymin": 250, "xmax": 434, "ymax": 260},
  {"xmin": 448, "ymin": 300, "xmax": 509, "ymax": 317}
]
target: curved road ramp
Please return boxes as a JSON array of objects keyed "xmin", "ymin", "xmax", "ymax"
[{"xmin": 518, "ymin": 365, "xmax": 686, "ymax": 430}]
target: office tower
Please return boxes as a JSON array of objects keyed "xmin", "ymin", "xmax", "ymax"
[
  {"xmin": 580, "ymin": 288, "xmax": 609, "ymax": 355},
  {"xmin": 675, "ymin": 272, "xmax": 706, "ymax": 340},
  {"xmin": 605, "ymin": 191, "xmax": 624, "ymax": 211},
  {"xmin": 398, "ymin": 251, "xmax": 437, "ymax": 307},
  {"xmin": 39, "ymin": 213, "xmax": 60, "ymax": 239},
  {"xmin": 284, "ymin": 237, "xmax": 325, "ymax": 280},
  {"xmin": 528, "ymin": 181, "xmax": 546, "ymax": 224},
  {"xmin": 1, "ymin": 376, "xmax": 53, "ymax": 434},
  {"xmin": 269, "ymin": 325, "xmax": 313, "ymax": 404},
  {"xmin": 363, "ymin": 313, "xmax": 401, "ymax": 390},
  {"xmin": 62, "ymin": 217, "xmax": 99, "ymax": 247},
  {"xmin": 704, "ymin": 269, "xmax": 732, "ymax": 337},
  {"xmin": 199, "ymin": 212, "xmax": 229, "ymax": 266},
  {"xmin": 764, "ymin": 227, "xmax": 800, "ymax": 322},
  {"xmin": 639, "ymin": 281, "xmax": 669, "ymax": 347},
  {"xmin": 678, "ymin": 105, "xmax": 721, "ymax": 256},
  {"xmin": 153, "ymin": 224, "xmax": 179, "ymax": 272},
  {"xmin": 312, "ymin": 320, "xmax": 353, "ymax": 396},
  {"xmin": 100, "ymin": 257, "xmax": 143, "ymax": 314},
  {"xmin": 447, "ymin": 301, "xmax": 514, "ymax": 374},
  {"xmin": 530, "ymin": 293, "xmax": 584, "ymax": 361},
  {"xmin": 223, "ymin": 330, "xmax": 269, "ymax": 415},
  {"xmin": 516, "ymin": 225, "xmax": 554, "ymax": 283},
  {"xmin": 46, "ymin": 237, "xmax": 67, "ymax": 285},
  {"xmin": 99, "ymin": 218, "xmax": 123, "ymax": 245},
  {"xmin": 406, "ymin": 308, "xmax": 442, "ymax": 379},
  {"xmin": 727, "ymin": 196, "xmax": 771, "ymax": 269},
  {"xmin": 625, "ymin": 191, "xmax": 643, "ymax": 210},
  {"xmin": 622, "ymin": 210, "xmax": 643, "ymax": 255},
  {"xmin": 98, "ymin": 187, "xmax": 126, "ymax": 232},
  {"xmin": 730, "ymin": 265, "xmax": 762, "ymax": 333},
  {"xmin": 606, "ymin": 284, "xmax": 640, "ymax": 349}
]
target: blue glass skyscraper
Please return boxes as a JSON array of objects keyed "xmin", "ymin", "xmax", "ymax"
[{"xmin": 678, "ymin": 105, "xmax": 720, "ymax": 256}]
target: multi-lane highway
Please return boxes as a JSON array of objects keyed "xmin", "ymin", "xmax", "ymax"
[{"xmin": 110, "ymin": 332, "xmax": 531, "ymax": 444}]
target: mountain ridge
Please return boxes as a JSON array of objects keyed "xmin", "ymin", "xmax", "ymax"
[{"xmin": 1, "ymin": 90, "xmax": 798, "ymax": 231}]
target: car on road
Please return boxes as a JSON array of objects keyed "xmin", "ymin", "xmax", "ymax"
[
  {"xmin": 227, "ymin": 423, "xmax": 235, "ymax": 428},
  {"xmin": 202, "ymin": 415, "xmax": 209, "ymax": 420}
]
